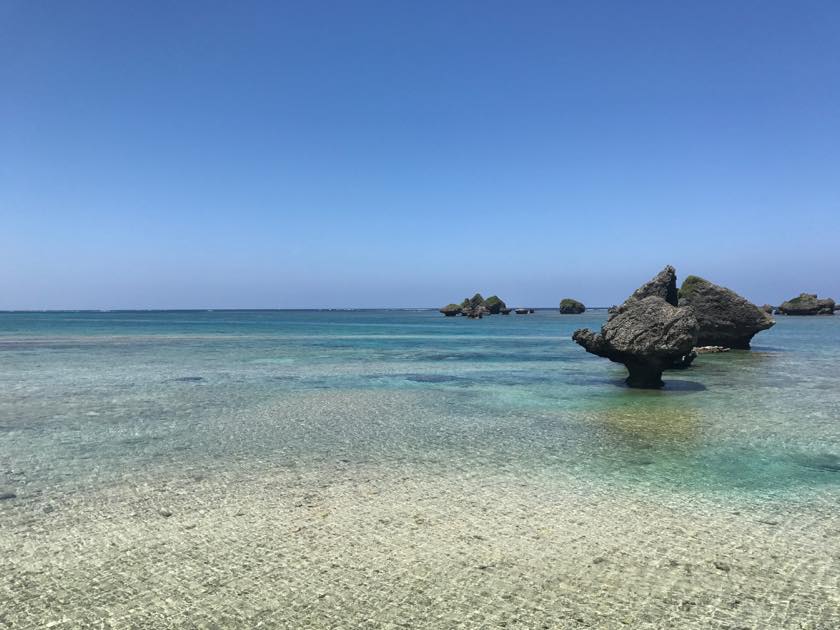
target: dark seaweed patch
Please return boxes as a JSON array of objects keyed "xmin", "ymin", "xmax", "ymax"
[
  {"xmin": 794, "ymin": 453, "xmax": 840, "ymax": 473},
  {"xmin": 404, "ymin": 374, "xmax": 462, "ymax": 383}
]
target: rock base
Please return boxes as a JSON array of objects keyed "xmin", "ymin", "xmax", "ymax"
[{"xmin": 695, "ymin": 346, "xmax": 730, "ymax": 354}]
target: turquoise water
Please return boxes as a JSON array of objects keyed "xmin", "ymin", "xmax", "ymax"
[
  {"xmin": 3, "ymin": 309, "xmax": 840, "ymax": 627},
  {"xmin": 2, "ymin": 309, "xmax": 839, "ymax": 498}
]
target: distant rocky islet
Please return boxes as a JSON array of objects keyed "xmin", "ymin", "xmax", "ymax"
[
  {"xmin": 440, "ymin": 295, "xmax": 587, "ymax": 317},
  {"xmin": 439, "ymin": 294, "xmax": 525, "ymax": 318},
  {"xmin": 559, "ymin": 298, "xmax": 586, "ymax": 314},
  {"xmin": 777, "ymin": 293, "xmax": 836, "ymax": 316}
]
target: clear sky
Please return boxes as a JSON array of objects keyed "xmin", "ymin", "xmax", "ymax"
[{"xmin": 2, "ymin": 1, "xmax": 838, "ymax": 309}]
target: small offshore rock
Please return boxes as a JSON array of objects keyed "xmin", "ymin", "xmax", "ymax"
[
  {"xmin": 439, "ymin": 303, "xmax": 462, "ymax": 317},
  {"xmin": 559, "ymin": 298, "xmax": 586, "ymax": 314},
  {"xmin": 484, "ymin": 295, "xmax": 507, "ymax": 314},
  {"xmin": 515, "ymin": 308, "xmax": 529, "ymax": 314},
  {"xmin": 778, "ymin": 293, "xmax": 836, "ymax": 315}
]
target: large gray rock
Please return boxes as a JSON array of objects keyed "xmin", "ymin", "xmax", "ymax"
[
  {"xmin": 573, "ymin": 296, "xmax": 698, "ymax": 388},
  {"xmin": 625, "ymin": 265, "xmax": 679, "ymax": 307},
  {"xmin": 607, "ymin": 265, "xmax": 679, "ymax": 317},
  {"xmin": 572, "ymin": 267, "xmax": 698, "ymax": 388},
  {"xmin": 677, "ymin": 276, "xmax": 775, "ymax": 349},
  {"xmin": 778, "ymin": 293, "xmax": 836, "ymax": 316}
]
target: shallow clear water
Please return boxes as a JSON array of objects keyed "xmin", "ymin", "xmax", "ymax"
[
  {"xmin": 3, "ymin": 309, "xmax": 839, "ymax": 497},
  {"xmin": 2, "ymin": 310, "xmax": 840, "ymax": 627}
]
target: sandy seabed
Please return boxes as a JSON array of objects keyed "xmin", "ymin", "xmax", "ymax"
[
  {"xmin": 3, "ymin": 312, "xmax": 840, "ymax": 629},
  {"xmin": 3, "ymin": 456, "xmax": 839, "ymax": 630}
]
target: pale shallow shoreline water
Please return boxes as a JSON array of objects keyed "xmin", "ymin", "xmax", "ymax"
[{"xmin": 2, "ymin": 310, "xmax": 839, "ymax": 628}]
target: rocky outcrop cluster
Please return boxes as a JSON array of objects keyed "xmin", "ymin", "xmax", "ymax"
[
  {"xmin": 439, "ymin": 293, "xmax": 511, "ymax": 318},
  {"xmin": 572, "ymin": 266, "xmax": 699, "ymax": 388},
  {"xmin": 461, "ymin": 294, "xmax": 490, "ymax": 318},
  {"xmin": 778, "ymin": 293, "xmax": 836, "ymax": 315},
  {"xmin": 559, "ymin": 298, "xmax": 585, "ymax": 314},
  {"xmin": 677, "ymin": 276, "xmax": 775, "ymax": 349}
]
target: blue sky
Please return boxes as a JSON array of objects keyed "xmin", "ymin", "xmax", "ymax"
[{"xmin": 2, "ymin": 1, "xmax": 838, "ymax": 309}]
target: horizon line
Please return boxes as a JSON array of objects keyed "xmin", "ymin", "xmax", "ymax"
[{"xmin": 0, "ymin": 307, "xmax": 617, "ymax": 313}]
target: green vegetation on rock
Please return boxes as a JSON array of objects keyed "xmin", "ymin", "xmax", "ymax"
[
  {"xmin": 469, "ymin": 293, "xmax": 486, "ymax": 309},
  {"xmin": 678, "ymin": 275, "xmax": 706, "ymax": 299}
]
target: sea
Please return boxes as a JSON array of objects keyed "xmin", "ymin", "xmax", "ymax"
[{"xmin": 2, "ymin": 309, "xmax": 839, "ymax": 628}]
